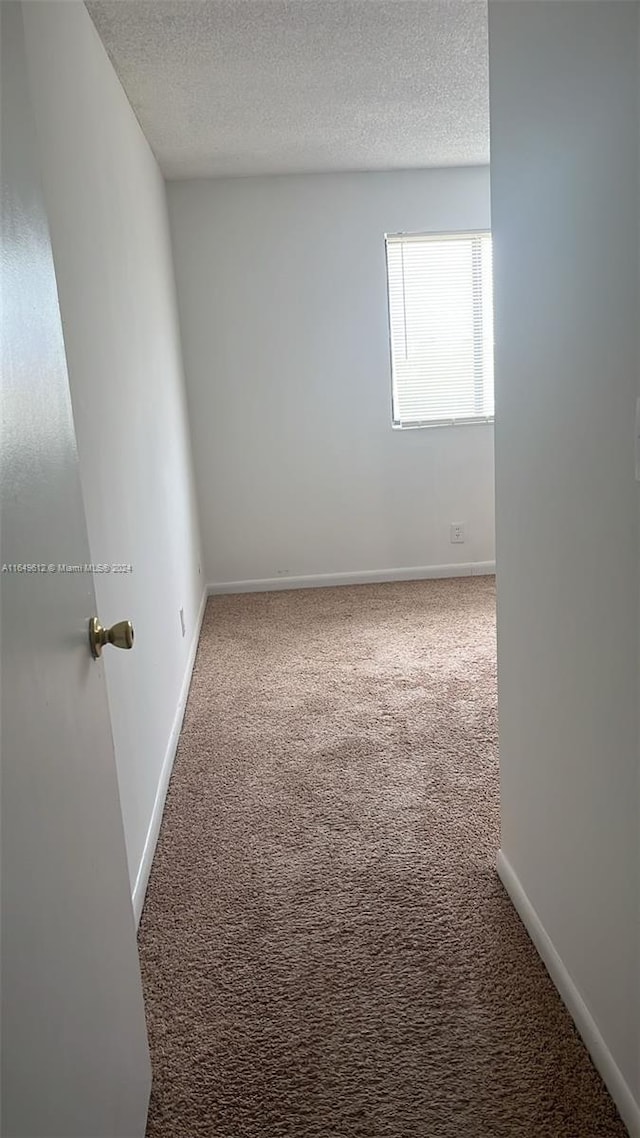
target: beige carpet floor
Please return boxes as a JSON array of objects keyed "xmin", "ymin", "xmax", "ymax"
[{"xmin": 138, "ymin": 577, "xmax": 626, "ymax": 1137}]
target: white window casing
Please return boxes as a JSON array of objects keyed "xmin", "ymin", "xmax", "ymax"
[{"xmin": 385, "ymin": 230, "xmax": 494, "ymax": 428}]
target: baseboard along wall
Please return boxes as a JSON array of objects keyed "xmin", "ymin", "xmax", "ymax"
[
  {"xmin": 131, "ymin": 588, "xmax": 208, "ymax": 925},
  {"xmin": 497, "ymin": 850, "xmax": 640, "ymax": 1138},
  {"xmin": 207, "ymin": 561, "xmax": 496, "ymax": 596}
]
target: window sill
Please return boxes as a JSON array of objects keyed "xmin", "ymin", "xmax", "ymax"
[{"xmin": 392, "ymin": 417, "xmax": 495, "ymax": 431}]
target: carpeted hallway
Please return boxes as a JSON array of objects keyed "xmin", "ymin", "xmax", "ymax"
[{"xmin": 138, "ymin": 577, "xmax": 626, "ymax": 1138}]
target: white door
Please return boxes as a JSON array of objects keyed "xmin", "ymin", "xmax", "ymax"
[{"xmin": 1, "ymin": 3, "xmax": 152, "ymax": 1135}]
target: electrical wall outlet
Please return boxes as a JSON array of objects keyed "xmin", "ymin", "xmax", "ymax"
[
  {"xmin": 450, "ymin": 523, "xmax": 465, "ymax": 544},
  {"xmin": 179, "ymin": 607, "xmax": 186, "ymax": 637}
]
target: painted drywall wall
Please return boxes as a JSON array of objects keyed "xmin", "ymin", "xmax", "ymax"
[
  {"xmin": 167, "ymin": 168, "xmax": 494, "ymax": 589},
  {"xmin": 22, "ymin": 0, "xmax": 203, "ymax": 907},
  {"xmin": 489, "ymin": 0, "xmax": 640, "ymax": 1126}
]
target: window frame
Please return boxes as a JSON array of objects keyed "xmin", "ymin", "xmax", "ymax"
[{"xmin": 384, "ymin": 228, "xmax": 495, "ymax": 431}]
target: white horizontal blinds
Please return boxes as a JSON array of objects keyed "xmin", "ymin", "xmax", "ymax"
[{"xmin": 386, "ymin": 232, "xmax": 494, "ymax": 426}]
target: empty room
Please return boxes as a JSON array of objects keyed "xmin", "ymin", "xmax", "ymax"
[{"xmin": 2, "ymin": 3, "xmax": 639, "ymax": 1138}]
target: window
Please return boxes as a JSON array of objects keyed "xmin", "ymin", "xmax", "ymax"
[{"xmin": 385, "ymin": 231, "xmax": 494, "ymax": 428}]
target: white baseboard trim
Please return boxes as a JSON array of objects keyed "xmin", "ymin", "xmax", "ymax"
[
  {"xmin": 207, "ymin": 561, "xmax": 495, "ymax": 596},
  {"xmin": 497, "ymin": 850, "xmax": 640, "ymax": 1137},
  {"xmin": 131, "ymin": 588, "xmax": 208, "ymax": 926}
]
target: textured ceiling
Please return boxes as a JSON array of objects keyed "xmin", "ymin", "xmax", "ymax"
[{"xmin": 86, "ymin": 0, "xmax": 489, "ymax": 180}]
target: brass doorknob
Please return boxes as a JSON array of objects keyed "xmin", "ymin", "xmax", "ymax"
[{"xmin": 89, "ymin": 617, "xmax": 134, "ymax": 658}]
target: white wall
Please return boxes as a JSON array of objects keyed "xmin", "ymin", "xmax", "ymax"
[
  {"xmin": 489, "ymin": 1, "xmax": 640, "ymax": 1130},
  {"xmin": 167, "ymin": 168, "xmax": 494, "ymax": 590},
  {"xmin": 22, "ymin": 0, "xmax": 204, "ymax": 914}
]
